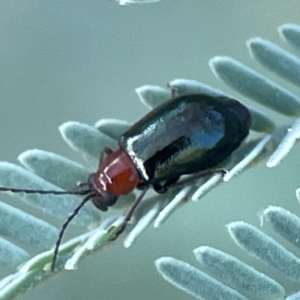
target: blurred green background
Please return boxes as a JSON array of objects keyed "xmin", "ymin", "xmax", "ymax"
[{"xmin": 1, "ymin": 1, "xmax": 300, "ymax": 299}]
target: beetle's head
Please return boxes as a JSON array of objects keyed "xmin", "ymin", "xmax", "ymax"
[{"xmin": 89, "ymin": 149, "xmax": 140, "ymax": 211}]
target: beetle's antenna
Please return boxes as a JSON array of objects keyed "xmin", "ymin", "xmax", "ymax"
[
  {"xmin": 51, "ymin": 193, "xmax": 96, "ymax": 272},
  {"xmin": 0, "ymin": 186, "xmax": 95, "ymax": 270},
  {"xmin": 0, "ymin": 187, "xmax": 91, "ymax": 196}
]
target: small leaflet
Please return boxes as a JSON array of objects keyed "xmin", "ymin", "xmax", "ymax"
[{"xmin": 117, "ymin": 0, "xmax": 161, "ymax": 5}]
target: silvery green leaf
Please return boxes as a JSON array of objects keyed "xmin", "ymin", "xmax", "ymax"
[
  {"xmin": 65, "ymin": 216, "xmax": 124, "ymax": 270},
  {"xmin": 256, "ymin": 124, "xmax": 299, "ymax": 168},
  {"xmin": 247, "ymin": 38, "xmax": 300, "ymax": 86},
  {"xmin": 0, "ymin": 162, "xmax": 98, "ymax": 226},
  {"xmin": 119, "ymin": 190, "xmax": 170, "ymax": 245},
  {"xmin": 267, "ymin": 118, "xmax": 300, "ymax": 168},
  {"xmin": 191, "ymin": 174, "xmax": 222, "ymax": 202},
  {"xmin": 59, "ymin": 121, "xmax": 118, "ymax": 163},
  {"xmin": 0, "ymin": 274, "xmax": 19, "ymax": 292},
  {"xmin": 269, "ymin": 125, "xmax": 291, "ymax": 145},
  {"xmin": 248, "ymin": 106, "xmax": 275, "ymax": 133},
  {"xmin": 0, "ymin": 201, "xmax": 58, "ymax": 250},
  {"xmin": 117, "ymin": 0, "xmax": 160, "ymax": 5},
  {"xmin": 94, "ymin": 119, "xmax": 131, "ymax": 140},
  {"xmin": 0, "ymin": 238, "xmax": 30, "ymax": 267},
  {"xmin": 0, "ymin": 231, "xmax": 94, "ymax": 299},
  {"xmin": 0, "ymin": 214, "xmax": 149, "ymax": 296},
  {"xmin": 18, "ymin": 149, "xmax": 90, "ymax": 190},
  {"xmin": 262, "ymin": 206, "xmax": 300, "ymax": 249},
  {"xmin": 223, "ymin": 135, "xmax": 272, "ymax": 182},
  {"xmin": 228, "ymin": 221, "xmax": 300, "ymax": 281},
  {"xmin": 135, "ymin": 85, "xmax": 170, "ymax": 109},
  {"xmin": 20, "ymin": 231, "xmax": 93, "ymax": 273},
  {"xmin": 296, "ymin": 188, "xmax": 300, "ymax": 204},
  {"xmin": 194, "ymin": 246, "xmax": 285, "ymax": 300},
  {"xmin": 85, "ymin": 216, "xmax": 123, "ymax": 250},
  {"xmin": 209, "ymin": 56, "xmax": 300, "ymax": 116},
  {"xmin": 192, "ymin": 136, "xmax": 272, "ymax": 202},
  {"xmin": 279, "ymin": 23, "xmax": 300, "ymax": 51},
  {"xmin": 124, "ymin": 201, "xmax": 161, "ymax": 248},
  {"xmin": 169, "ymin": 78, "xmax": 226, "ymax": 97},
  {"xmin": 286, "ymin": 291, "xmax": 300, "ymax": 300},
  {"xmin": 154, "ymin": 186, "xmax": 192, "ymax": 228},
  {"xmin": 155, "ymin": 257, "xmax": 248, "ymax": 300},
  {"xmin": 0, "ymin": 269, "xmax": 43, "ymax": 300}
]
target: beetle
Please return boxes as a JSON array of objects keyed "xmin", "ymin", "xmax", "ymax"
[{"xmin": 0, "ymin": 93, "xmax": 251, "ymax": 271}]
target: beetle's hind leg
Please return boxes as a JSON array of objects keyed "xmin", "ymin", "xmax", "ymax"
[
  {"xmin": 112, "ymin": 186, "xmax": 149, "ymax": 240},
  {"xmin": 153, "ymin": 177, "xmax": 180, "ymax": 194},
  {"xmin": 161, "ymin": 168, "xmax": 227, "ymax": 192}
]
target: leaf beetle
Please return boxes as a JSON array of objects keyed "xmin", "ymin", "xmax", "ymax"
[{"xmin": 0, "ymin": 92, "xmax": 251, "ymax": 270}]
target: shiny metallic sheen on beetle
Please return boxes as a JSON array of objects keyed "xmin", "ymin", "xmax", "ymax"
[{"xmin": 90, "ymin": 93, "xmax": 251, "ymax": 211}]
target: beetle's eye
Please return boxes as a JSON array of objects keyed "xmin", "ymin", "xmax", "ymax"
[{"xmin": 102, "ymin": 193, "xmax": 118, "ymax": 207}]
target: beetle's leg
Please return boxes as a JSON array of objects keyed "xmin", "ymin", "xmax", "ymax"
[
  {"xmin": 161, "ymin": 168, "xmax": 227, "ymax": 192},
  {"xmin": 100, "ymin": 147, "xmax": 114, "ymax": 164},
  {"xmin": 113, "ymin": 186, "xmax": 149, "ymax": 239},
  {"xmin": 77, "ymin": 182, "xmax": 87, "ymax": 187},
  {"xmin": 153, "ymin": 177, "xmax": 180, "ymax": 194},
  {"xmin": 136, "ymin": 181, "xmax": 148, "ymax": 190}
]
